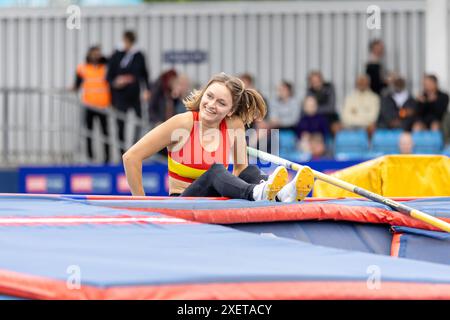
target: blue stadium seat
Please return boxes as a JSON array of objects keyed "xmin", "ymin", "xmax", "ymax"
[
  {"xmin": 278, "ymin": 130, "xmax": 298, "ymax": 160},
  {"xmin": 268, "ymin": 130, "xmax": 310, "ymax": 162},
  {"xmin": 371, "ymin": 129, "xmax": 402, "ymax": 155},
  {"xmin": 334, "ymin": 129, "xmax": 369, "ymax": 160},
  {"xmin": 443, "ymin": 145, "xmax": 450, "ymax": 157},
  {"xmin": 412, "ymin": 131, "xmax": 444, "ymax": 154}
]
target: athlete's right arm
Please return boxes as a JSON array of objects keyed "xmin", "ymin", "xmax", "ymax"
[{"xmin": 122, "ymin": 112, "xmax": 192, "ymax": 196}]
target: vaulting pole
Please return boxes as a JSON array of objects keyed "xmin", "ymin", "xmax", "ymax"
[{"xmin": 248, "ymin": 147, "xmax": 450, "ymax": 233}]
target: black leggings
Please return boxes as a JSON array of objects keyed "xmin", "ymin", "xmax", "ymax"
[{"xmin": 173, "ymin": 164, "xmax": 268, "ymax": 200}]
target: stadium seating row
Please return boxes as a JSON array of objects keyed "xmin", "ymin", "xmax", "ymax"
[{"xmin": 278, "ymin": 129, "xmax": 445, "ymax": 161}]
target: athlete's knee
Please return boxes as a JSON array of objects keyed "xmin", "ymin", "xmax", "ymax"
[
  {"xmin": 209, "ymin": 163, "xmax": 226, "ymax": 173},
  {"xmin": 199, "ymin": 163, "xmax": 226, "ymax": 182},
  {"xmin": 238, "ymin": 164, "xmax": 259, "ymax": 177}
]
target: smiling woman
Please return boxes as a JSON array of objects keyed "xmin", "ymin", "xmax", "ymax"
[{"xmin": 122, "ymin": 73, "xmax": 314, "ymax": 202}]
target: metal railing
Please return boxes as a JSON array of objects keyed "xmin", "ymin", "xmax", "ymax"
[{"xmin": 0, "ymin": 88, "xmax": 161, "ymax": 166}]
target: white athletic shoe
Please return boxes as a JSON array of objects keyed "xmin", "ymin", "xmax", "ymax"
[
  {"xmin": 276, "ymin": 166, "xmax": 315, "ymax": 202},
  {"xmin": 252, "ymin": 166, "xmax": 289, "ymax": 201}
]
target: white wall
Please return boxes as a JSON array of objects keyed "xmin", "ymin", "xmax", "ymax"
[{"xmin": 426, "ymin": 0, "xmax": 449, "ymax": 96}]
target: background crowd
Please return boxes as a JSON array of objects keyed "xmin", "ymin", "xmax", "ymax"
[{"xmin": 75, "ymin": 33, "xmax": 450, "ymax": 163}]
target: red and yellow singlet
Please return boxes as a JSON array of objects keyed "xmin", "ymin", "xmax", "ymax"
[{"xmin": 168, "ymin": 111, "xmax": 230, "ymax": 184}]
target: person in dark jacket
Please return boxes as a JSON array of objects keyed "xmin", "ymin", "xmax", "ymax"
[
  {"xmin": 413, "ymin": 74, "xmax": 449, "ymax": 131},
  {"xmin": 378, "ymin": 76, "xmax": 417, "ymax": 131},
  {"xmin": 306, "ymin": 71, "xmax": 338, "ymax": 133},
  {"xmin": 295, "ymin": 96, "xmax": 329, "ymax": 138},
  {"xmin": 365, "ymin": 39, "xmax": 386, "ymax": 95},
  {"xmin": 295, "ymin": 96, "xmax": 330, "ymax": 159},
  {"xmin": 107, "ymin": 30, "xmax": 151, "ymax": 155}
]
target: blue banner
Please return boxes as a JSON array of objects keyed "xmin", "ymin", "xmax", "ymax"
[{"xmin": 18, "ymin": 159, "xmax": 361, "ymax": 196}]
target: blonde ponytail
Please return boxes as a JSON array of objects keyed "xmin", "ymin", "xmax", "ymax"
[{"xmin": 235, "ymin": 88, "xmax": 267, "ymax": 126}]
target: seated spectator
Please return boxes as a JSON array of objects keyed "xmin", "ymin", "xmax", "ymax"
[
  {"xmin": 378, "ymin": 77, "xmax": 416, "ymax": 131},
  {"xmin": 443, "ymin": 112, "xmax": 450, "ymax": 145},
  {"xmin": 381, "ymin": 71, "xmax": 399, "ymax": 97},
  {"xmin": 297, "ymin": 132, "xmax": 328, "ymax": 160},
  {"xmin": 267, "ymin": 80, "xmax": 301, "ymax": 132},
  {"xmin": 399, "ymin": 132, "xmax": 414, "ymax": 154},
  {"xmin": 295, "ymin": 96, "xmax": 329, "ymax": 139},
  {"xmin": 413, "ymin": 74, "xmax": 449, "ymax": 131},
  {"xmin": 239, "ymin": 73, "xmax": 256, "ymax": 90},
  {"xmin": 309, "ymin": 133, "xmax": 328, "ymax": 159},
  {"xmin": 306, "ymin": 71, "xmax": 339, "ymax": 133},
  {"xmin": 171, "ymin": 74, "xmax": 192, "ymax": 115},
  {"xmin": 341, "ymin": 74, "xmax": 380, "ymax": 133},
  {"xmin": 148, "ymin": 69, "xmax": 178, "ymax": 125},
  {"xmin": 366, "ymin": 39, "xmax": 387, "ymax": 95}
]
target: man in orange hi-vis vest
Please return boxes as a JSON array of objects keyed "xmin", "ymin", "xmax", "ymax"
[{"xmin": 74, "ymin": 45, "xmax": 111, "ymax": 163}]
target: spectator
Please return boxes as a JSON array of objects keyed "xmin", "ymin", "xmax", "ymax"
[
  {"xmin": 297, "ymin": 133, "xmax": 328, "ymax": 160},
  {"xmin": 309, "ymin": 133, "xmax": 328, "ymax": 159},
  {"xmin": 171, "ymin": 74, "xmax": 193, "ymax": 115},
  {"xmin": 378, "ymin": 76, "xmax": 417, "ymax": 131},
  {"xmin": 341, "ymin": 74, "xmax": 380, "ymax": 133},
  {"xmin": 380, "ymin": 71, "xmax": 399, "ymax": 97},
  {"xmin": 366, "ymin": 39, "xmax": 386, "ymax": 95},
  {"xmin": 413, "ymin": 74, "xmax": 449, "ymax": 131},
  {"xmin": 295, "ymin": 97, "xmax": 330, "ymax": 160},
  {"xmin": 443, "ymin": 112, "xmax": 450, "ymax": 145},
  {"xmin": 295, "ymin": 96, "xmax": 329, "ymax": 139},
  {"xmin": 306, "ymin": 71, "xmax": 339, "ymax": 133},
  {"xmin": 107, "ymin": 30, "xmax": 151, "ymax": 155},
  {"xmin": 399, "ymin": 132, "xmax": 414, "ymax": 154},
  {"xmin": 74, "ymin": 45, "xmax": 111, "ymax": 163},
  {"xmin": 239, "ymin": 73, "xmax": 255, "ymax": 91},
  {"xmin": 148, "ymin": 69, "xmax": 178, "ymax": 124},
  {"xmin": 267, "ymin": 80, "xmax": 301, "ymax": 132}
]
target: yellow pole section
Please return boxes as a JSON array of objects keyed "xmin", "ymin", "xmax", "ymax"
[{"xmin": 247, "ymin": 147, "xmax": 450, "ymax": 233}]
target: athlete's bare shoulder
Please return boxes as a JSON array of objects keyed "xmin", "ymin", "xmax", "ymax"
[
  {"xmin": 167, "ymin": 111, "xmax": 194, "ymax": 131},
  {"xmin": 164, "ymin": 111, "xmax": 195, "ymax": 150}
]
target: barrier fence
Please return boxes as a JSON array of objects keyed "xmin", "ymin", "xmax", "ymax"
[{"xmin": 0, "ymin": 87, "xmax": 157, "ymax": 165}]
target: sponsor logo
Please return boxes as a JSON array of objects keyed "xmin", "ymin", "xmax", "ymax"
[
  {"xmin": 116, "ymin": 173, "xmax": 161, "ymax": 194},
  {"xmin": 26, "ymin": 175, "xmax": 65, "ymax": 193},
  {"xmin": 71, "ymin": 174, "xmax": 111, "ymax": 193}
]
